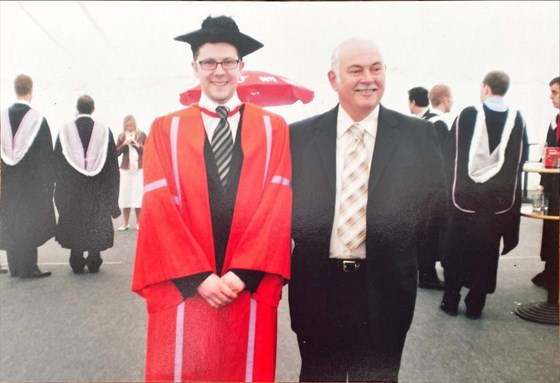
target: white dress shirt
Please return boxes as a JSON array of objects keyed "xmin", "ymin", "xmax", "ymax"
[
  {"xmin": 198, "ymin": 92, "xmax": 242, "ymax": 141},
  {"xmin": 329, "ymin": 105, "xmax": 379, "ymax": 259}
]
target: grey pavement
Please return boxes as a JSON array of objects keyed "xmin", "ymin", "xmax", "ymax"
[{"xmin": 0, "ymin": 213, "xmax": 558, "ymax": 382}]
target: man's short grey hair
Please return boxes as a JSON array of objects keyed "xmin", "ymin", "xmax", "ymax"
[{"xmin": 330, "ymin": 37, "xmax": 384, "ymax": 83}]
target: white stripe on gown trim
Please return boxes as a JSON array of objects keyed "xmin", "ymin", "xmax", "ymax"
[
  {"xmin": 245, "ymin": 297, "xmax": 257, "ymax": 382},
  {"xmin": 262, "ymin": 116, "xmax": 272, "ymax": 192},
  {"xmin": 143, "ymin": 178, "xmax": 167, "ymax": 194},
  {"xmin": 271, "ymin": 175, "xmax": 291, "ymax": 187},
  {"xmin": 174, "ymin": 301, "xmax": 185, "ymax": 382},
  {"xmin": 170, "ymin": 117, "xmax": 182, "ymax": 210}
]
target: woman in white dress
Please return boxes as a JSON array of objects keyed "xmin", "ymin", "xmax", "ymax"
[{"xmin": 115, "ymin": 115, "xmax": 146, "ymax": 231}]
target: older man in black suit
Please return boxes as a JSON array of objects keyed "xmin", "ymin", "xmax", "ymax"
[{"xmin": 289, "ymin": 38, "xmax": 447, "ymax": 382}]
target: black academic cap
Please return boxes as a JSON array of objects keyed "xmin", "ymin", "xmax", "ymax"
[{"xmin": 174, "ymin": 15, "xmax": 263, "ymax": 58}]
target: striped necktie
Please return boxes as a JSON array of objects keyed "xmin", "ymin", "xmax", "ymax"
[
  {"xmin": 337, "ymin": 124, "xmax": 369, "ymax": 251},
  {"xmin": 212, "ymin": 106, "xmax": 234, "ymax": 188}
]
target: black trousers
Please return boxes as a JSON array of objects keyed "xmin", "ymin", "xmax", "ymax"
[
  {"xmin": 417, "ymin": 229, "xmax": 440, "ymax": 277},
  {"xmin": 297, "ymin": 261, "xmax": 400, "ymax": 383},
  {"xmin": 6, "ymin": 247, "xmax": 38, "ymax": 277},
  {"xmin": 70, "ymin": 250, "xmax": 101, "ymax": 269},
  {"xmin": 442, "ymin": 279, "xmax": 487, "ymax": 313}
]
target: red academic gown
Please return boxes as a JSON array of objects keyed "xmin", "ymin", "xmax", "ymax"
[{"xmin": 132, "ymin": 103, "xmax": 292, "ymax": 382}]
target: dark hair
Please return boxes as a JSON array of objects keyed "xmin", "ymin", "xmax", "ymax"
[
  {"xmin": 77, "ymin": 95, "xmax": 95, "ymax": 114},
  {"xmin": 408, "ymin": 87, "xmax": 429, "ymax": 107},
  {"xmin": 483, "ymin": 71, "xmax": 509, "ymax": 96},
  {"xmin": 193, "ymin": 45, "xmax": 240, "ymax": 61},
  {"xmin": 14, "ymin": 74, "xmax": 33, "ymax": 97},
  {"xmin": 550, "ymin": 76, "xmax": 560, "ymax": 87}
]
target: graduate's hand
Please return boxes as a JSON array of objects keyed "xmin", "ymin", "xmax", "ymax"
[
  {"xmin": 221, "ymin": 271, "xmax": 246, "ymax": 294},
  {"xmin": 197, "ymin": 274, "xmax": 237, "ymax": 308}
]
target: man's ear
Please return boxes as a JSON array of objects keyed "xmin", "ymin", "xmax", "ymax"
[
  {"xmin": 192, "ymin": 61, "xmax": 200, "ymax": 78},
  {"xmin": 328, "ymin": 71, "xmax": 338, "ymax": 91}
]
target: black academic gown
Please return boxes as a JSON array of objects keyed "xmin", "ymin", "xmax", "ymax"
[
  {"xmin": 539, "ymin": 120, "xmax": 559, "ymax": 263},
  {"xmin": 54, "ymin": 116, "xmax": 120, "ymax": 252},
  {"xmin": 417, "ymin": 112, "xmax": 450, "ymax": 269},
  {"xmin": 0, "ymin": 103, "xmax": 56, "ymax": 252},
  {"xmin": 442, "ymin": 105, "xmax": 528, "ymax": 294}
]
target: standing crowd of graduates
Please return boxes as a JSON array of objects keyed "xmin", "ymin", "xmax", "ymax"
[
  {"xmin": 0, "ymin": 76, "xmax": 125, "ymax": 277},
  {"xmin": 1, "ymin": 13, "xmax": 558, "ymax": 383}
]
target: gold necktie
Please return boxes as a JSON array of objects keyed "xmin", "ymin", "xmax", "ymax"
[{"xmin": 337, "ymin": 124, "xmax": 368, "ymax": 251}]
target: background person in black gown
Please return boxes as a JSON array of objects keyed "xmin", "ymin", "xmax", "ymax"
[
  {"xmin": 531, "ymin": 76, "xmax": 559, "ymax": 290},
  {"xmin": 0, "ymin": 74, "xmax": 55, "ymax": 279}
]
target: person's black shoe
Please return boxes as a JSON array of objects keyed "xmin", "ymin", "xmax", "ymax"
[
  {"xmin": 419, "ymin": 275, "xmax": 445, "ymax": 290},
  {"xmin": 466, "ymin": 308, "xmax": 482, "ymax": 320},
  {"xmin": 439, "ymin": 301, "xmax": 458, "ymax": 316},
  {"xmin": 71, "ymin": 265, "xmax": 85, "ymax": 274},
  {"xmin": 70, "ymin": 251, "xmax": 86, "ymax": 274},
  {"xmin": 87, "ymin": 257, "xmax": 103, "ymax": 274},
  {"xmin": 20, "ymin": 269, "xmax": 52, "ymax": 279},
  {"xmin": 531, "ymin": 272, "xmax": 547, "ymax": 288},
  {"xmin": 0, "ymin": 268, "xmax": 8, "ymax": 274}
]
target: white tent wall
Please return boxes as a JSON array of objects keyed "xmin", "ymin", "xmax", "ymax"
[{"xmin": 2, "ymin": 1, "xmax": 559, "ymax": 189}]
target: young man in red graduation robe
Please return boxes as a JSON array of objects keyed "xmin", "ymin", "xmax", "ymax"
[{"xmin": 132, "ymin": 16, "xmax": 292, "ymax": 382}]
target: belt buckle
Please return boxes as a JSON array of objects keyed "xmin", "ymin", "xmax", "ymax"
[{"xmin": 342, "ymin": 260, "xmax": 360, "ymax": 272}]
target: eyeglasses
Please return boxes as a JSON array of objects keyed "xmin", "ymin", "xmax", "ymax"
[{"xmin": 198, "ymin": 58, "xmax": 240, "ymax": 71}]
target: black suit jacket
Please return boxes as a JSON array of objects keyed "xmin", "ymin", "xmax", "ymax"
[
  {"xmin": 539, "ymin": 121, "xmax": 559, "ymax": 192},
  {"xmin": 289, "ymin": 104, "xmax": 447, "ymax": 351}
]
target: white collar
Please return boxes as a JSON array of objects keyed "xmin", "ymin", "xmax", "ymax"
[
  {"xmin": 483, "ymin": 97, "xmax": 508, "ymax": 112},
  {"xmin": 431, "ymin": 108, "xmax": 444, "ymax": 116},
  {"xmin": 337, "ymin": 105, "xmax": 379, "ymax": 138},
  {"xmin": 198, "ymin": 93, "xmax": 242, "ymax": 114}
]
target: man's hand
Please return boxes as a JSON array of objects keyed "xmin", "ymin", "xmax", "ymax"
[
  {"xmin": 196, "ymin": 274, "xmax": 237, "ymax": 308},
  {"xmin": 221, "ymin": 271, "xmax": 246, "ymax": 294}
]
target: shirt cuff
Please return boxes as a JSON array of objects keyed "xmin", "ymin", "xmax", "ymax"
[
  {"xmin": 230, "ymin": 269, "xmax": 265, "ymax": 293},
  {"xmin": 172, "ymin": 272, "xmax": 212, "ymax": 300}
]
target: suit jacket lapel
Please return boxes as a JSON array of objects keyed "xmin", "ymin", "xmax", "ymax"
[
  {"xmin": 369, "ymin": 105, "xmax": 402, "ymax": 192},
  {"xmin": 312, "ymin": 106, "xmax": 338, "ymax": 192},
  {"xmin": 306, "ymin": 105, "xmax": 402, "ymax": 194}
]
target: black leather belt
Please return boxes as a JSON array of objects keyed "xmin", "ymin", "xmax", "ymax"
[{"xmin": 331, "ymin": 259, "xmax": 364, "ymax": 272}]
